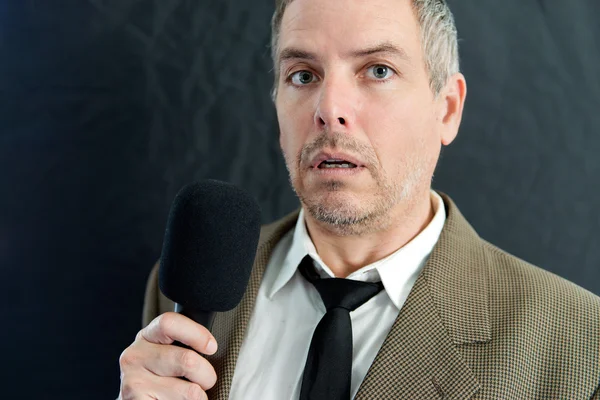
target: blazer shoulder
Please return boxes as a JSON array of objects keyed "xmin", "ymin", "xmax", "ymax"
[
  {"xmin": 481, "ymin": 239, "xmax": 600, "ymax": 353},
  {"xmin": 478, "ymin": 240, "xmax": 600, "ymax": 393},
  {"xmin": 141, "ymin": 260, "xmax": 174, "ymax": 327},
  {"xmin": 482, "ymin": 239, "xmax": 600, "ymax": 308}
]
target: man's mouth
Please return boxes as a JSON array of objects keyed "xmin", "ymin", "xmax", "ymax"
[
  {"xmin": 311, "ymin": 152, "xmax": 365, "ymax": 170},
  {"xmin": 318, "ymin": 159, "xmax": 358, "ymax": 169}
]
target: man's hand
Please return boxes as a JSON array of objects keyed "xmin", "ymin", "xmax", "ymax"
[{"xmin": 118, "ymin": 312, "xmax": 218, "ymax": 400}]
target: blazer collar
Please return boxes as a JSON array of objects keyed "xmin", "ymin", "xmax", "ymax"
[
  {"xmin": 424, "ymin": 192, "xmax": 491, "ymax": 345},
  {"xmin": 207, "ymin": 191, "xmax": 491, "ymax": 400}
]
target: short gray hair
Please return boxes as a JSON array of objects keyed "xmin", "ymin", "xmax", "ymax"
[{"xmin": 270, "ymin": 0, "xmax": 460, "ymax": 98}]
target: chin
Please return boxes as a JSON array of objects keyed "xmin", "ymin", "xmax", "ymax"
[
  {"xmin": 305, "ymin": 183, "xmax": 362, "ymax": 208},
  {"xmin": 292, "ymin": 171, "xmax": 406, "ymax": 233},
  {"xmin": 301, "ymin": 189, "xmax": 389, "ymax": 233}
]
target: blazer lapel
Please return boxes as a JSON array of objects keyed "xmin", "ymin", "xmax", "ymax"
[
  {"xmin": 205, "ymin": 210, "xmax": 300, "ymax": 400},
  {"xmin": 355, "ymin": 193, "xmax": 492, "ymax": 400}
]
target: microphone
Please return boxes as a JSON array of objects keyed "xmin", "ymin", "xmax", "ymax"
[{"xmin": 158, "ymin": 180, "xmax": 262, "ymax": 331}]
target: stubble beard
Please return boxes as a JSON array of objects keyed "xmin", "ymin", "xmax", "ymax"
[
  {"xmin": 284, "ymin": 133, "xmax": 423, "ymax": 236},
  {"xmin": 299, "ymin": 178, "xmax": 402, "ymax": 236}
]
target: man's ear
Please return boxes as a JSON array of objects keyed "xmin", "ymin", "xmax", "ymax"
[{"xmin": 438, "ymin": 72, "xmax": 467, "ymax": 146}]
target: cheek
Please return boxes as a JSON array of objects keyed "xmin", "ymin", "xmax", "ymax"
[
  {"xmin": 361, "ymin": 86, "xmax": 419, "ymax": 126},
  {"xmin": 277, "ymin": 99, "xmax": 313, "ymax": 160},
  {"xmin": 361, "ymin": 94, "xmax": 438, "ymax": 169},
  {"xmin": 277, "ymin": 115, "xmax": 301, "ymax": 167},
  {"xmin": 361, "ymin": 95, "xmax": 420, "ymax": 143}
]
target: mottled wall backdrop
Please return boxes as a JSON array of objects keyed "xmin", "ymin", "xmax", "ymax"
[{"xmin": 1, "ymin": 0, "xmax": 598, "ymax": 398}]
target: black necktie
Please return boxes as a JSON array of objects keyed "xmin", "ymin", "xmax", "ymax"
[{"xmin": 298, "ymin": 255, "xmax": 384, "ymax": 400}]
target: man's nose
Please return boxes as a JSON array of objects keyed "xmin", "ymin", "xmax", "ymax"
[{"xmin": 314, "ymin": 78, "xmax": 356, "ymax": 131}]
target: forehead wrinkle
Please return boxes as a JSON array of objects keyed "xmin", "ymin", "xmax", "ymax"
[{"xmin": 277, "ymin": 2, "xmax": 420, "ymax": 67}]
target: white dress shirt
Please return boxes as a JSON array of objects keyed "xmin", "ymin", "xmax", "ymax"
[{"xmin": 229, "ymin": 191, "xmax": 446, "ymax": 399}]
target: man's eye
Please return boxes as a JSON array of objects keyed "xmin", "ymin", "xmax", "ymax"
[
  {"xmin": 367, "ymin": 65, "xmax": 395, "ymax": 80},
  {"xmin": 290, "ymin": 71, "xmax": 317, "ymax": 85}
]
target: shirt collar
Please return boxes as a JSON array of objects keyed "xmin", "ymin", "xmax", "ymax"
[{"xmin": 267, "ymin": 190, "xmax": 447, "ymax": 310}]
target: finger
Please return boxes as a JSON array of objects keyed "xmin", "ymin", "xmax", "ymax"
[
  {"xmin": 141, "ymin": 342, "xmax": 217, "ymax": 391},
  {"xmin": 141, "ymin": 312, "xmax": 218, "ymax": 355},
  {"xmin": 120, "ymin": 371, "xmax": 208, "ymax": 400},
  {"xmin": 160, "ymin": 375, "xmax": 208, "ymax": 400}
]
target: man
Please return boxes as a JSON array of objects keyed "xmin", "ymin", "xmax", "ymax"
[{"xmin": 118, "ymin": 0, "xmax": 600, "ymax": 399}]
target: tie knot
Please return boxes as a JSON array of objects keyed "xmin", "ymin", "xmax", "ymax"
[{"xmin": 299, "ymin": 255, "xmax": 384, "ymax": 312}]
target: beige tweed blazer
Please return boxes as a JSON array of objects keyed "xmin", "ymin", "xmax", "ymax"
[{"xmin": 142, "ymin": 192, "xmax": 600, "ymax": 399}]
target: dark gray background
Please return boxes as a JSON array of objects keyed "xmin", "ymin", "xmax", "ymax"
[{"xmin": 1, "ymin": 0, "xmax": 598, "ymax": 398}]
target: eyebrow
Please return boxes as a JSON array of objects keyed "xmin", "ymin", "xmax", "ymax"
[
  {"xmin": 278, "ymin": 41, "xmax": 411, "ymax": 67},
  {"xmin": 349, "ymin": 42, "xmax": 410, "ymax": 61},
  {"xmin": 278, "ymin": 48, "xmax": 318, "ymax": 65}
]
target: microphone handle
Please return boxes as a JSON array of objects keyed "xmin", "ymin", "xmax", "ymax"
[
  {"xmin": 174, "ymin": 303, "xmax": 216, "ymax": 330},
  {"xmin": 173, "ymin": 303, "xmax": 216, "ymax": 352}
]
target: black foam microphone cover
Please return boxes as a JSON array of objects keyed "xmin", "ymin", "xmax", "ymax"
[{"xmin": 158, "ymin": 180, "xmax": 261, "ymax": 328}]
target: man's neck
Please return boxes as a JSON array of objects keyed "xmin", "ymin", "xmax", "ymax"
[{"xmin": 303, "ymin": 191, "xmax": 435, "ymax": 278}]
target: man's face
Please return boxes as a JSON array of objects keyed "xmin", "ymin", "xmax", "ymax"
[{"xmin": 275, "ymin": 0, "xmax": 456, "ymax": 235}]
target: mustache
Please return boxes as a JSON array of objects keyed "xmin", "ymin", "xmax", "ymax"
[{"xmin": 298, "ymin": 133, "xmax": 379, "ymax": 168}]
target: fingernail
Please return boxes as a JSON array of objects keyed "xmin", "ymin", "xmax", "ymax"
[{"xmin": 206, "ymin": 339, "xmax": 218, "ymax": 354}]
